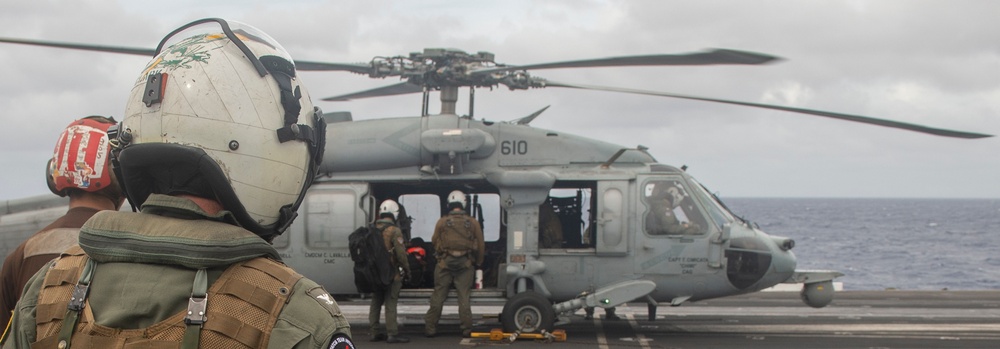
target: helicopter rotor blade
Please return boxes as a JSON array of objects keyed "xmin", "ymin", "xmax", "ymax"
[
  {"xmin": 321, "ymin": 82, "xmax": 424, "ymax": 101},
  {"xmin": 293, "ymin": 60, "xmax": 373, "ymax": 74},
  {"xmin": 0, "ymin": 37, "xmax": 155, "ymax": 56},
  {"xmin": 0, "ymin": 37, "xmax": 376, "ymax": 75},
  {"xmin": 542, "ymin": 80, "xmax": 992, "ymax": 139},
  {"xmin": 472, "ymin": 49, "xmax": 781, "ymax": 75}
]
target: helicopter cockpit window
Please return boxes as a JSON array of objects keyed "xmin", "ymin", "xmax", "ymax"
[
  {"xmin": 689, "ymin": 178, "xmax": 734, "ymax": 229},
  {"xmin": 643, "ymin": 179, "xmax": 707, "ymax": 236}
]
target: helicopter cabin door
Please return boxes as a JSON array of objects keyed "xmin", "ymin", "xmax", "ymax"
[
  {"xmin": 595, "ymin": 180, "xmax": 628, "ymax": 255},
  {"xmin": 635, "ymin": 175, "xmax": 716, "ymax": 276},
  {"xmin": 276, "ymin": 182, "xmax": 372, "ymax": 295}
]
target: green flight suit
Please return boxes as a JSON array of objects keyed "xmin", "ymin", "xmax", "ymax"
[
  {"xmin": 1, "ymin": 194, "xmax": 352, "ymax": 349},
  {"xmin": 424, "ymin": 209, "xmax": 485, "ymax": 336},
  {"xmin": 368, "ymin": 218, "xmax": 410, "ymax": 339}
]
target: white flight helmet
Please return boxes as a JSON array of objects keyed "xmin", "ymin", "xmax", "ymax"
[
  {"xmin": 113, "ymin": 18, "xmax": 326, "ymax": 241},
  {"xmin": 379, "ymin": 200, "xmax": 400, "ymax": 220},
  {"xmin": 447, "ymin": 190, "xmax": 466, "ymax": 210}
]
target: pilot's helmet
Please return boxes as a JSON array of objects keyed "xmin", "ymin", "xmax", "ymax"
[
  {"xmin": 114, "ymin": 18, "xmax": 326, "ymax": 241},
  {"xmin": 651, "ymin": 183, "xmax": 683, "ymax": 208},
  {"xmin": 665, "ymin": 186, "xmax": 684, "ymax": 208},
  {"xmin": 379, "ymin": 199, "xmax": 400, "ymax": 220},
  {"xmin": 47, "ymin": 116, "xmax": 122, "ymax": 204},
  {"xmin": 447, "ymin": 190, "xmax": 466, "ymax": 210}
]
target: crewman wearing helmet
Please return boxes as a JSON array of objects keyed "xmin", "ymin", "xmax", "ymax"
[
  {"xmin": 646, "ymin": 183, "xmax": 701, "ymax": 235},
  {"xmin": 0, "ymin": 116, "xmax": 125, "ymax": 339},
  {"xmin": 424, "ymin": 190, "xmax": 485, "ymax": 338},
  {"xmin": 369, "ymin": 199, "xmax": 411, "ymax": 344},
  {"xmin": 1, "ymin": 19, "xmax": 352, "ymax": 349}
]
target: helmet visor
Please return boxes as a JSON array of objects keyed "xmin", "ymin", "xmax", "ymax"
[{"xmin": 154, "ymin": 18, "xmax": 293, "ymax": 77}]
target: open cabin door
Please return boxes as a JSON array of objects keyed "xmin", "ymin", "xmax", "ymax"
[{"xmin": 595, "ymin": 180, "xmax": 629, "ymax": 255}]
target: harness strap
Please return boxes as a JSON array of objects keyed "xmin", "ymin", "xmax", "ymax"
[
  {"xmin": 34, "ymin": 255, "xmax": 301, "ymax": 349},
  {"xmin": 181, "ymin": 269, "xmax": 208, "ymax": 349},
  {"xmin": 57, "ymin": 257, "xmax": 95, "ymax": 348}
]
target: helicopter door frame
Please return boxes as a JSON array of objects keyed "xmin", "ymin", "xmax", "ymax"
[
  {"xmin": 595, "ymin": 180, "xmax": 628, "ymax": 255},
  {"xmin": 634, "ymin": 174, "xmax": 721, "ymax": 276},
  {"xmin": 277, "ymin": 181, "xmax": 371, "ymax": 295}
]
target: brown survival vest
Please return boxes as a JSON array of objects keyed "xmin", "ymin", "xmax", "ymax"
[
  {"xmin": 33, "ymin": 246, "xmax": 302, "ymax": 349},
  {"xmin": 437, "ymin": 214, "xmax": 478, "ymax": 256}
]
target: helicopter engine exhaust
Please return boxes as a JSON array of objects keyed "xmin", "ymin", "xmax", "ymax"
[{"xmin": 801, "ymin": 280, "xmax": 835, "ymax": 308}]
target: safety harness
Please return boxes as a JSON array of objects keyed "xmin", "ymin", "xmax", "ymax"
[{"xmin": 32, "ymin": 209, "xmax": 302, "ymax": 349}]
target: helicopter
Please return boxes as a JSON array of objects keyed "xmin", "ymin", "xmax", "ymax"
[{"xmin": 0, "ymin": 22, "xmax": 992, "ymax": 335}]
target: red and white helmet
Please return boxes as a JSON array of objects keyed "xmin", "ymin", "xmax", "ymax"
[
  {"xmin": 47, "ymin": 116, "xmax": 116, "ymax": 196},
  {"xmin": 114, "ymin": 18, "xmax": 326, "ymax": 240}
]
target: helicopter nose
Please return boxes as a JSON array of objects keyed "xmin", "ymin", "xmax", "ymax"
[
  {"xmin": 764, "ymin": 235, "xmax": 798, "ymax": 284},
  {"xmin": 770, "ymin": 235, "xmax": 795, "ymax": 251}
]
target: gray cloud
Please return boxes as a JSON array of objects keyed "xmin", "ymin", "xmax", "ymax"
[{"xmin": 1, "ymin": 0, "xmax": 997, "ymax": 199}]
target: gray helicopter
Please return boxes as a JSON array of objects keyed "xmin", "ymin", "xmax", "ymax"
[{"xmin": 0, "ymin": 29, "xmax": 991, "ymax": 334}]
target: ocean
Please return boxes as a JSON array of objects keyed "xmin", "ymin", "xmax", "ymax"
[{"xmin": 723, "ymin": 198, "xmax": 1000, "ymax": 291}]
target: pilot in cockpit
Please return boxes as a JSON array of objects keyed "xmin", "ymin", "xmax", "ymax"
[{"xmin": 646, "ymin": 183, "xmax": 701, "ymax": 235}]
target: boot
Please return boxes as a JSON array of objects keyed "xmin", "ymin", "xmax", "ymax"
[
  {"xmin": 386, "ymin": 335, "xmax": 410, "ymax": 343},
  {"xmin": 605, "ymin": 307, "xmax": 621, "ymax": 321}
]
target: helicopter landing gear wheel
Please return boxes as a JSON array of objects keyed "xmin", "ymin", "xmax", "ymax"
[{"xmin": 501, "ymin": 291, "xmax": 554, "ymax": 333}]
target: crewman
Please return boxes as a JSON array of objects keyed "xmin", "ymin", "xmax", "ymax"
[
  {"xmin": 646, "ymin": 184, "xmax": 701, "ymax": 235},
  {"xmin": 0, "ymin": 116, "xmax": 125, "ymax": 339},
  {"xmin": 425, "ymin": 190, "xmax": 486, "ymax": 337},
  {"xmin": 584, "ymin": 306, "xmax": 621, "ymax": 320},
  {"xmin": 539, "ymin": 201, "xmax": 563, "ymax": 248},
  {"xmin": 369, "ymin": 199, "xmax": 411, "ymax": 343},
  {"xmin": 1, "ymin": 18, "xmax": 352, "ymax": 348}
]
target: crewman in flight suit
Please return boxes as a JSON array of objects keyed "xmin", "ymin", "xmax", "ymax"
[
  {"xmin": 646, "ymin": 184, "xmax": 702, "ymax": 235},
  {"xmin": 369, "ymin": 199, "xmax": 411, "ymax": 343},
  {"xmin": 424, "ymin": 190, "xmax": 486, "ymax": 338},
  {"xmin": 1, "ymin": 18, "xmax": 352, "ymax": 349},
  {"xmin": 539, "ymin": 201, "xmax": 563, "ymax": 248},
  {"xmin": 0, "ymin": 116, "xmax": 125, "ymax": 339}
]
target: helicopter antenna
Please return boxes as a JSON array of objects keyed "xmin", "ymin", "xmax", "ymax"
[
  {"xmin": 468, "ymin": 87, "xmax": 475, "ymax": 118},
  {"xmin": 421, "ymin": 87, "xmax": 430, "ymax": 117}
]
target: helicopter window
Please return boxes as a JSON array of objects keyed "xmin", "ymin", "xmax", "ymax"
[
  {"xmin": 469, "ymin": 193, "xmax": 502, "ymax": 242},
  {"xmin": 642, "ymin": 179, "xmax": 708, "ymax": 236},
  {"xmin": 688, "ymin": 178, "xmax": 734, "ymax": 229},
  {"xmin": 304, "ymin": 190, "xmax": 358, "ymax": 248},
  {"xmin": 542, "ymin": 188, "xmax": 592, "ymax": 249},
  {"xmin": 399, "ymin": 194, "xmax": 441, "ymax": 243},
  {"xmin": 399, "ymin": 193, "xmax": 501, "ymax": 243}
]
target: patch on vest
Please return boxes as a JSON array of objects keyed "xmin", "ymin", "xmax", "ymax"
[
  {"xmin": 307, "ymin": 286, "xmax": 342, "ymax": 317},
  {"xmin": 328, "ymin": 334, "xmax": 355, "ymax": 349}
]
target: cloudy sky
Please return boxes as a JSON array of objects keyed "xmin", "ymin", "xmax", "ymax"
[{"xmin": 1, "ymin": 0, "xmax": 998, "ymax": 200}]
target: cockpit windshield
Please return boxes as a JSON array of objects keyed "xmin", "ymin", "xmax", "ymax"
[
  {"xmin": 642, "ymin": 178, "xmax": 708, "ymax": 236},
  {"xmin": 688, "ymin": 177, "xmax": 736, "ymax": 228}
]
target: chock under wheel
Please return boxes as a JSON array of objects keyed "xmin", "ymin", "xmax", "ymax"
[{"xmin": 470, "ymin": 328, "xmax": 567, "ymax": 343}]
